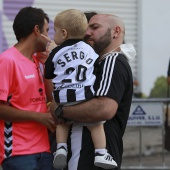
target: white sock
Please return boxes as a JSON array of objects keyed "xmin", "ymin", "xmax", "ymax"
[
  {"xmin": 57, "ymin": 143, "xmax": 67, "ymax": 150},
  {"xmin": 95, "ymin": 148, "xmax": 107, "ymax": 155}
]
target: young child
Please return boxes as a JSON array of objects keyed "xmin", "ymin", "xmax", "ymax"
[{"xmin": 44, "ymin": 9, "xmax": 117, "ymax": 169}]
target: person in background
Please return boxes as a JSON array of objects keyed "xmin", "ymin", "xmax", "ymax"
[
  {"xmin": 45, "ymin": 9, "xmax": 117, "ymax": 169},
  {"xmin": 133, "ymin": 78, "xmax": 139, "ymax": 87},
  {"xmin": 167, "ymin": 59, "xmax": 170, "ymax": 85},
  {"xmin": 0, "ymin": 7, "xmax": 56, "ymax": 170},
  {"xmin": 133, "ymin": 77, "xmax": 140, "ymax": 97},
  {"xmin": 84, "ymin": 11, "xmax": 98, "ymax": 22},
  {"xmin": 50, "ymin": 14, "xmax": 136, "ymax": 170}
]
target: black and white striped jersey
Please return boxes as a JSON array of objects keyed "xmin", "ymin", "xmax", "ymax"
[
  {"xmin": 66, "ymin": 52, "xmax": 133, "ymax": 170},
  {"xmin": 45, "ymin": 39, "xmax": 98, "ymax": 103}
]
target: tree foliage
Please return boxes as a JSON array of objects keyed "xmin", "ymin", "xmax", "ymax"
[{"xmin": 149, "ymin": 76, "xmax": 168, "ymax": 98}]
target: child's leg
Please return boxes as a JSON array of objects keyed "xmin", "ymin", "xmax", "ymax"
[
  {"xmin": 53, "ymin": 124, "xmax": 70, "ymax": 169},
  {"xmin": 56, "ymin": 123, "xmax": 70, "ymax": 148},
  {"xmin": 87, "ymin": 123, "xmax": 106, "ymax": 150},
  {"xmin": 87, "ymin": 124, "xmax": 117, "ymax": 169}
]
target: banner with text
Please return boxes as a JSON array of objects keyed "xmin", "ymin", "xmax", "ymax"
[{"xmin": 127, "ymin": 102, "xmax": 163, "ymax": 126}]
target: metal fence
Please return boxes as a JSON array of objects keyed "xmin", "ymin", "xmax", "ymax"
[{"xmin": 121, "ymin": 98, "xmax": 170, "ymax": 170}]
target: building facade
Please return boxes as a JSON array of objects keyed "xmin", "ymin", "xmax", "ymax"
[{"xmin": 1, "ymin": 0, "xmax": 139, "ymax": 91}]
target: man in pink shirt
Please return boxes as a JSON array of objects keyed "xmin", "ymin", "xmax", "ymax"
[{"xmin": 0, "ymin": 7, "xmax": 56, "ymax": 170}]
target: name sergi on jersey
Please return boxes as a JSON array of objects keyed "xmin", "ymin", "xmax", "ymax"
[{"xmin": 45, "ymin": 40, "xmax": 98, "ymax": 103}]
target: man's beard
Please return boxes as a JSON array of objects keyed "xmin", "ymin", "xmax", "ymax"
[{"xmin": 93, "ymin": 28, "xmax": 111, "ymax": 55}]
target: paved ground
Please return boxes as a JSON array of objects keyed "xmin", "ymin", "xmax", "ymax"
[{"xmin": 122, "ymin": 126, "xmax": 170, "ymax": 168}]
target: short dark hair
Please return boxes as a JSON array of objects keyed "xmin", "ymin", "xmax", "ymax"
[
  {"xmin": 13, "ymin": 6, "xmax": 49, "ymax": 41},
  {"xmin": 84, "ymin": 11, "xmax": 98, "ymax": 22}
]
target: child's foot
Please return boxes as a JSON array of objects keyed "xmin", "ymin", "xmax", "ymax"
[
  {"xmin": 53, "ymin": 146, "xmax": 68, "ymax": 169},
  {"xmin": 94, "ymin": 152, "xmax": 117, "ymax": 169}
]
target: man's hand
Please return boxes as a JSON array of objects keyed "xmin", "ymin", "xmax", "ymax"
[
  {"xmin": 41, "ymin": 34, "xmax": 57, "ymax": 55},
  {"xmin": 35, "ymin": 111, "xmax": 56, "ymax": 133},
  {"xmin": 50, "ymin": 99, "xmax": 65, "ymax": 124}
]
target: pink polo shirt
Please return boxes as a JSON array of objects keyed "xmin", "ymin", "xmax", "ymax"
[{"xmin": 0, "ymin": 47, "xmax": 50, "ymax": 164}]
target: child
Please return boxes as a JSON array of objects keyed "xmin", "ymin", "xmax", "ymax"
[{"xmin": 44, "ymin": 9, "xmax": 117, "ymax": 169}]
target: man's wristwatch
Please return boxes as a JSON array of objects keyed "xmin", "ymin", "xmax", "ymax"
[{"xmin": 54, "ymin": 105, "xmax": 64, "ymax": 119}]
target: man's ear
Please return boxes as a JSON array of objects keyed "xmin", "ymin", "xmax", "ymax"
[
  {"xmin": 113, "ymin": 26, "xmax": 121, "ymax": 38},
  {"xmin": 34, "ymin": 25, "xmax": 40, "ymax": 35},
  {"xmin": 62, "ymin": 29, "xmax": 68, "ymax": 39}
]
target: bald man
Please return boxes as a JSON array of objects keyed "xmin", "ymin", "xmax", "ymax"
[{"xmin": 50, "ymin": 14, "xmax": 136, "ymax": 170}]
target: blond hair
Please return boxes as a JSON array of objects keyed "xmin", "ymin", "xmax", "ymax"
[{"xmin": 54, "ymin": 9, "xmax": 88, "ymax": 39}]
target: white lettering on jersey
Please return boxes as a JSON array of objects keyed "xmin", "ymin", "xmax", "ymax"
[
  {"xmin": 56, "ymin": 51, "xmax": 93, "ymax": 67},
  {"xmin": 24, "ymin": 74, "xmax": 35, "ymax": 79}
]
